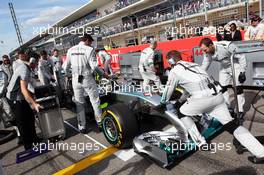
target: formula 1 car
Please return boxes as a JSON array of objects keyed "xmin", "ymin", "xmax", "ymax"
[{"xmin": 98, "ymin": 78, "xmax": 225, "ymax": 167}]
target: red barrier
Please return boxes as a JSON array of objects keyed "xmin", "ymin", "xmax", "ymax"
[
  {"xmin": 107, "ymin": 36, "xmax": 216, "ymax": 72},
  {"xmin": 62, "ymin": 35, "xmax": 217, "ymax": 71}
]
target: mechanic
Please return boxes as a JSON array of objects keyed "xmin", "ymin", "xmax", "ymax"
[
  {"xmin": 1, "ymin": 55, "xmax": 13, "ymax": 82},
  {"xmin": 38, "ymin": 50, "xmax": 55, "ymax": 86},
  {"xmin": 139, "ymin": 40, "xmax": 161, "ymax": 93},
  {"xmin": 28, "ymin": 57, "xmax": 38, "ymax": 92},
  {"xmin": 0, "ymin": 55, "xmax": 20, "ymax": 139},
  {"xmin": 51, "ymin": 49, "xmax": 65, "ymax": 89},
  {"xmin": 6, "ymin": 50, "xmax": 42, "ymax": 150},
  {"xmin": 0, "ymin": 58, "xmax": 14, "ymax": 128},
  {"xmin": 63, "ymin": 33, "xmax": 107, "ymax": 133},
  {"xmin": 199, "ymin": 38, "xmax": 247, "ymax": 118},
  {"xmin": 97, "ymin": 48, "xmax": 113, "ymax": 76},
  {"xmin": 156, "ymin": 50, "xmax": 264, "ymax": 162}
]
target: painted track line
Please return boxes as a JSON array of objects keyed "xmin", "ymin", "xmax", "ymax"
[
  {"xmin": 64, "ymin": 120, "xmax": 137, "ymax": 161},
  {"xmin": 53, "ymin": 146, "xmax": 118, "ymax": 175},
  {"xmin": 64, "ymin": 121, "xmax": 107, "ymax": 149}
]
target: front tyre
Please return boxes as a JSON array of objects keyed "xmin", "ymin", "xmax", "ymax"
[{"xmin": 102, "ymin": 103, "xmax": 139, "ymax": 149}]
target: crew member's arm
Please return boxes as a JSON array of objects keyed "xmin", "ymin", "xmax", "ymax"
[
  {"xmin": 160, "ymin": 71, "xmax": 179, "ymax": 104},
  {"xmin": 235, "ymin": 53, "xmax": 247, "ymax": 72},
  {"xmin": 200, "ymin": 54, "xmax": 212, "ymax": 71},
  {"xmin": 146, "ymin": 51, "xmax": 155, "ymax": 71},
  {"xmin": 20, "ymin": 69, "xmax": 42, "ymax": 112},
  {"xmin": 20, "ymin": 80, "xmax": 41, "ymax": 112},
  {"xmin": 235, "ymin": 53, "xmax": 247, "ymax": 83},
  {"xmin": 89, "ymin": 49, "xmax": 106, "ymax": 77},
  {"xmin": 99, "ymin": 52, "xmax": 105, "ymax": 65},
  {"xmin": 104, "ymin": 54, "xmax": 112, "ymax": 74}
]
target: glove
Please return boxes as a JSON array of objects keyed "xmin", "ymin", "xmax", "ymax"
[
  {"xmin": 153, "ymin": 103, "xmax": 166, "ymax": 113},
  {"xmin": 50, "ymin": 78, "xmax": 56, "ymax": 83},
  {"xmin": 238, "ymin": 72, "xmax": 246, "ymax": 84}
]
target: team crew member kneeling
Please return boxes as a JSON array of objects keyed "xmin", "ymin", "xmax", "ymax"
[
  {"xmin": 63, "ymin": 34, "xmax": 107, "ymax": 134},
  {"xmin": 155, "ymin": 50, "xmax": 264, "ymax": 163},
  {"xmin": 97, "ymin": 48, "xmax": 113, "ymax": 76}
]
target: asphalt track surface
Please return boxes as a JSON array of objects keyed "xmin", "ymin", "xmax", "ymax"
[{"xmin": 1, "ymin": 90, "xmax": 264, "ymax": 175}]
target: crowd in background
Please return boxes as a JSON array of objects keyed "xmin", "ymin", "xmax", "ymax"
[
  {"xmin": 101, "ymin": 0, "xmax": 247, "ymax": 37},
  {"xmin": 104, "ymin": 0, "xmax": 140, "ymax": 15},
  {"xmin": 63, "ymin": 0, "xmax": 140, "ymax": 33},
  {"xmin": 42, "ymin": 0, "xmax": 250, "ymax": 40}
]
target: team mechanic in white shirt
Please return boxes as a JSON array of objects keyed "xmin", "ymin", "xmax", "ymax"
[
  {"xmin": 97, "ymin": 48, "xmax": 113, "ymax": 75},
  {"xmin": 51, "ymin": 49, "xmax": 65, "ymax": 90},
  {"xmin": 139, "ymin": 40, "xmax": 161, "ymax": 93},
  {"xmin": 63, "ymin": 34, "xmax": 107, "ymax": 133},
  {"xmin": 199, "ymin": 38, "xmax": 247, "ymax": 117},
  {"xmin": 155, "ymin": 50, "xmax": 264, "ymax": 162},
  {"xmin": 38, "ymin": 50, "xmax": 55, "ymax": 86}
]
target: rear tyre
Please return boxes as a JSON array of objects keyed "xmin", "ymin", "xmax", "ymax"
[{"xmin": 102, "ymin": 103, "xmax": 139, "ymax": 148}]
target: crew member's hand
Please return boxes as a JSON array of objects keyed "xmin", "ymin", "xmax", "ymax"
[
  {"xmin": 32, "ymin": 103, "xmax": 43, "ymax": 113},
  {"xmin": 153, "ymin": 103, "xmax": 166, "ymax": 113},
  {"xmin": 238, "ymin": 72, "xmax": 246, "ymax": 83}
]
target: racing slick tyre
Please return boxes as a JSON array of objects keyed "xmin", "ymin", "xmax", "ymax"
[{"xmin": 102, "ymin": 103, "xmax": 139, "ymax": 149}]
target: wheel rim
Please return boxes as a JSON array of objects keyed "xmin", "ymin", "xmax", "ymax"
[{"xmin": 103, "ymin": 115, "xmax": 118, "ymax": 142}]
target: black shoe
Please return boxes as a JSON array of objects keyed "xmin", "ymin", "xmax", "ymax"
[
  {"xmin": 233, "ymin": 138, "xmax": 246, "ymax": 154},
  {"xmin": 248, "ymin": 156, "xmax": 264, "ymax": 164},
  {"xmin": 79, "ymin": 128, "xmax": 92, "ymax": 134}
]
